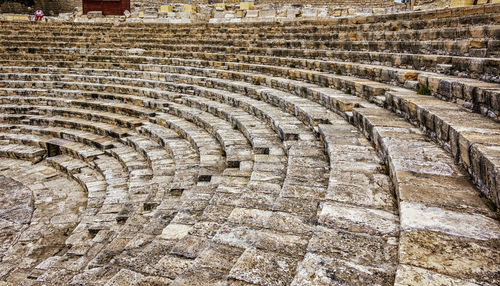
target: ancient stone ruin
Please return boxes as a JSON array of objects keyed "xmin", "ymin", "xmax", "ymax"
[{"xmin": 0, "ymin": 0, "xmax": 499, "ymax": 285}]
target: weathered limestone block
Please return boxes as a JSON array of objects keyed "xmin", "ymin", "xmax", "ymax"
[
  {"xmin": 246, "ymin": 9, "xmax": 259, "ymax": 18},
  {"xmin": 259, "ymin": 9, "xmax": 276, "ymax": 18},
  {"xmin": 301, "ymin": 8, "xmax": 318, "ymax": 17}
]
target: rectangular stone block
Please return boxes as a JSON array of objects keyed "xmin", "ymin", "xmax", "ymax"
[
  {"xmin": 451, "ymin": 0, "xmax": 474, "ymax": 7},
  {"xmin": 4, "ymin": 14, "xmax": 30, "ymax": 21},
  {"xmin": 246, "ymin": 10, "xmax": 258, "ymax": 18},
  {"xmin": 183, "ymin": 5, "xmax": 196, "ymax": 13},
  {"xmin": 160, "ymin": 5, "xmax": 173, "ymax": 13},
  {"xmin": 302, "ymin": 8, "xmax": 318, "ymax": 17},
  {"xmin": 260, "ymin": 9, "xmax": 276, "ymax": 18},
  {"xmin": 240, "ymin": 2, "xmax": 254, "ymax": 10}
]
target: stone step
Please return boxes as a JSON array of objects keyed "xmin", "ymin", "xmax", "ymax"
[
  {"xmin": 352, "ymin": 107, "xmax": 500, "ymax": 285},
  {"xmin": 0, "ymin": 4, "xmax": 499, "ymax": 283},
  {"xmin": 164, "ymin": 102, "xmax": 254, "ymax": 165},
  {"xmin": 0, "ymin": 5, "xmax": 496, "ymax": 35},
  {"xmin": 1, "ymin": 23, "xmax": 498, "ymax": 42},
  {"xmin": 79, "ymin": 60, "xmax": 497, "ymax": 209},
  {"xmin": 385, "ymin": 88, "xmax": 500, "ymax": 208},
  {"xmin": 1, "ymin": 62, "xmax": 498, "ymax": 209},
  {"xmin": 0, "ymin": 143, "xmax": 46, "ymax": 163},
  {"xmin": 2, "ymin": 44, "xmax": 499, "ymax": 84},
  {"xmin": 0, "ymin": 94, "xmax": 158, "ymax": 119},
  {"xmin": 0, "ymin": 103, "xmax": 144, "ymax": 130},
  {"xmin": 167, "ymin": 67, "xmax": 401, "ymax": 284},
  {"xmin": 0, "ymin": 122, "xmax": 115, "ymax": 152},
  {"xmin": 2, "ymin": 25, "xmax": 498, "ymax": 51},
  {"xmin": 0, "ymin": 78, "xmax": 178, "ymax": 103},
  {"xmin": 138, "ymin": 122, "xmax": 201, "ymax": 192},
  {"xmin": 124, "ymin": 135, "xmax": 176, "ymax": 177},
  {"xmin": 2, "ymin": 36, "xmax": 498, "ymax": 59},
  {"xmin": 166, "ymin": 79, "xmax": 399, "ymax": 285},
  {"xmin": 0, "ymin": 113, "xmax": 131, "ymax": 139},
  {"xmin": 0, "ymin": 131, "xmax": 104, "ymax": 162},
  {"xmin": 4, "ymin": 58, "xmax": 498, "ymax": 120}
]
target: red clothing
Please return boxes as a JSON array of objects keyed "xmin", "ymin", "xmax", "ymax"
[{"xmin": 34, "ymin": 10, "xmax": 43, "ymax": 21}]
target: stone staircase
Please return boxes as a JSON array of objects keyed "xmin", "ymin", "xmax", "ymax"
[{"xmin": 0, "ymin": 3, "xmax": 499, "ymax": 286}]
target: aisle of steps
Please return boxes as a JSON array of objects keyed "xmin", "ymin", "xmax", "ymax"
[{"xmin": 0, "ymin": 3, "xmax": 499, "ymax": 285}]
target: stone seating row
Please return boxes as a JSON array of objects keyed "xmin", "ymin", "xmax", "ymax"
[
  {"xmin": 3, "ymin": 23, "xmax": 498, "ymax": 43},
  {"xmin": 2, "ymin": 61, "xmax": 498, "ymax": 197},
  {"xmin": 0, "ymin": 80, "xmax": 228, "ymax": 186},
  {"xmin": 0, "ymin": 142, "xmax": 46, "ymax": 163},
  {"xmin": 66, "ymin": 96, "xmax": 268, "ymax": 284},
  {"xmin": 2, "ymin": 44, "xmax": 498, "ymax": 92},
  {"xmin": 0, "ymin": 81, "xmax": 235, "ymax": 195},
  {"xmin": 0, "ymin": 85, "xmax": 229, "ymax": 266},
  {"xmin": 2, "ymin": 63, "xmax": 499, "ymax": 208},
  {"xmin": 2, "ymin": 52, "xmax": 498, "ymax": 118},
  {"xmin": 153, "ymin": 61, "xmax": 500, "ymax": 208},
  {"xmin": 4, "ymin": 18, "xmax": 497, "ymax": 37},
  {"xmin": 3, "ymin": 59, "xmax": 490, "ymax": 214},
  {"xmin": 0, "ymin": 20, "xmax": 292, "ymax": 286},
  {"xmin": 0, "ymin": 115, "xmax": 221, "ymax": 282},
  {"xmin": 6, "ymin": 23, "xmax": 494, "ymax": 41},
  {"xmin": 0, "ymin": 123, "xmax": 114, "ymax": 201},
  {"xmin": 0, "ymin": 125, "xmax": 176, "ymax": 238},
  {"xmin": 1, "ymin": 45, "xmax": 498, "ymax": 84},
  {"xmin": 0, "ymin": 113, "xmax": 177, "ymax": 228},
  {"xmin": 3, "ymin": 35, "xmax": 498, "ymax": 59},
  {"xmin": 3, "ymin": 33, "xmax": 499, "ymax": 75},
  {"xmin": 29, "ymin": 62, "xmax": 494, "ymax": 212},
  {"xmin": 0, "ymin": 131, "xmax": 104, "ymax": 161},
  {"xmin": 0, "ymin": 124, "xmax": 130, "ymax": 272},
  {"xmin": 74, "ymin": 85, "xmax": 310, "ymax": 284}
]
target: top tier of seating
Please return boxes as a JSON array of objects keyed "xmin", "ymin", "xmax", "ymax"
[
  {"xmin": 147, "ymin": 0, "xmax": 394, "ymax": 7},
  {"xmin": 0, "ymin": 3, "xmax": 499, "ymax": 286}
]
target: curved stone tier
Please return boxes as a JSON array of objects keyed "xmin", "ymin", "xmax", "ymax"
[{"xmin": 0, "ymin": 3, "xmax": 499, "ymax": 286}]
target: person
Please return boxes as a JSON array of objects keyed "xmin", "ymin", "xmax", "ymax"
[
  {"xmin": 34, "ymin": 9, "xmax": 44, "ymax": 21},
  {"xmin": 27, "ymin": 7, "xmax": 34, "ymax": 21}
]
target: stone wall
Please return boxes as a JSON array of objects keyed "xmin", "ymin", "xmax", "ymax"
[
  {"xmin": 35, "ymin": 0, "xmax": 80, "ymax": 14},
  {"xmin": 0, "ymin": 1, "xmax": 26, "ymax": 13},
  {"xmin": 0, "ymin": 0, "xmax": 80, "ymax": 14}
]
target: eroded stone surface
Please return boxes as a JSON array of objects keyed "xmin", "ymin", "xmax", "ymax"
[
  {"xmin": 0, "ymin": 159, "xmax": 87, "ymax": 283},
  {"xmin": 0, "ymin": 175, "xmax": 33, "ymax": 257}
]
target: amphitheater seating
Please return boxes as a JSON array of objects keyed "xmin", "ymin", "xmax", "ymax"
[
  {"xmin": 0, "ymin": 3, "xmax": 499, "ymax": 285},
  {"xmin": 148, "ymin": 0, "xmax": 390, "ymax": 7}
]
